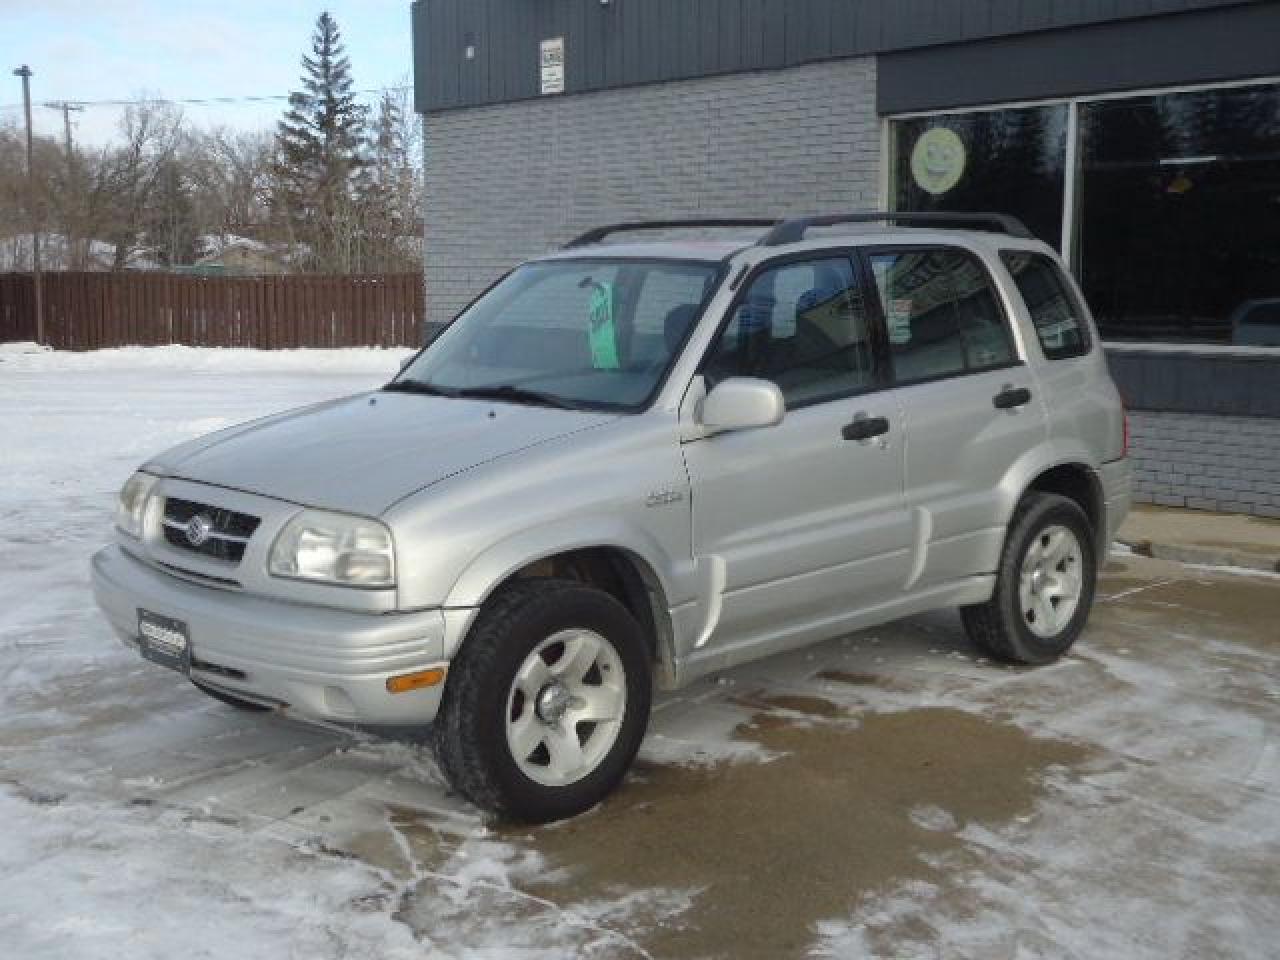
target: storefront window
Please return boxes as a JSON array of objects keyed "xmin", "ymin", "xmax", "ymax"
[
  {"xmin": 1077, "ymin": 84, "xmax": 1280, "ymax": 344},
  {"xmin": 891, "ymin": 105, "xmax": 1068, "ymax": 250}
]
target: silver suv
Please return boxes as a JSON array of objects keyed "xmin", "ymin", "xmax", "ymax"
[{"xmin": 92, "ymin": 213, "xmax": 1131, "ymax": 822}]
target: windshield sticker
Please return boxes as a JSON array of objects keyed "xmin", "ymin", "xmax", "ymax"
[{"xmin": 587, "ymin": 281, "xmax": 620, "ymax": 369}]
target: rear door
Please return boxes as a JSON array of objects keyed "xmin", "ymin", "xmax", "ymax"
[
  {"xmin": 681, "ymin": 254, "xmax": 912, "ymax": 654},
  {"xmin": 863, "ymin": 246, "xmax": 1047, "ymax": 590}
]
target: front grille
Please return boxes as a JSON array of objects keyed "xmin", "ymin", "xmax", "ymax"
[{"xmin": 161, "ymin": 497, "xmax": 261, "ymax": 564}]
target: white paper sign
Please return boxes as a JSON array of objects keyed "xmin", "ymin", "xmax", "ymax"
[{"xmin": 540, "ymin": 37, "xmax": 564, "ymax": 95}]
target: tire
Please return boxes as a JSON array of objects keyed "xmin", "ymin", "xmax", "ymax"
[
  {"xmin": 432, "ymin": 578, "xmax": 652, "ymax": 823},
  {"xmin": 961, "ymin": 492, "xmax": 1097, "ymax": 665},
  {"xmin": 192, "ymin": 680, "xmax": 272, "ymax": 712}
]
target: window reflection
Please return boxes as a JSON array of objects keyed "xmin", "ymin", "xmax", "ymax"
[
  {"xmin": 1077, "ymin": 84, "xmax": 1280, "ymax": 344},
  {"xmin": 892, "ymin": 106, "xmax": 1068, "ymax": 250}
]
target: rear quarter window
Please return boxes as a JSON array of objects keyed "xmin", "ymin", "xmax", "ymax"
[{"xmin": 1001, "ymin": 251, "xmax": 1091, "ymax": 360}]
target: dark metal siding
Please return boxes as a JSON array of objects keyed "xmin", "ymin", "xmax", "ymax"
[
  {"xmin": 880, "ymin": 1, "xmax": 1280, "ymax": 114},
  {"xmin": 1106, "ymin": 349, "xmax": 1280, "ymax": 418},
  {"xmin": 413, "ymin": 0, "xmax": 1259, "ymax": 113}
]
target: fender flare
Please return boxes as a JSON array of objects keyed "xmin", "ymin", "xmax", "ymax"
[
  {"xmin": 1001, "ymin": 443, "xmax": 1106, "ymax": 553},
  {"xmin": 440, "ymin": 516, "xmax": 686, "ymax": 664}
]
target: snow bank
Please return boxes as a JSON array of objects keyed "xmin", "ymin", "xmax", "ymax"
[
  {"xmin": 0, "ymin": 340, "xmax": 50, "ymax": 355},
  {"xmin": 1, "ymin": 344, "xmax": 414, "ymax": 374}
]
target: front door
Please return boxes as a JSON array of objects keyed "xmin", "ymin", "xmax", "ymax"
[{"xmin": 681, "ymin": 254, "xmax": 912, "ymax": 656}]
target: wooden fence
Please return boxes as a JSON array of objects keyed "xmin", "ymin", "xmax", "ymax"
[{"xmin": 0, "ymin": 272, "xmax": 424, "ymax": 350}]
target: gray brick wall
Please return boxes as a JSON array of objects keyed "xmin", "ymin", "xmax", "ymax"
[
  {"xmin": 423, "ymin": 58, "xmax": 880, "ymax": 327},
  {"xmin": 1128, "ymin": 411, "xmax": 1280, "ymax": 518}
]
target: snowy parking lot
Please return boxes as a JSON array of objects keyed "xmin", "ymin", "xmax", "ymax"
[{"xmin": 2, "ymin": 345, "xmax": 1278, "ymax": 959}]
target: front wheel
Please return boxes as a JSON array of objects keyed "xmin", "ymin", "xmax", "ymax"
[
  {"xmin": 961, "ymin": 492, "xmax": 1097, "ymax": 665},
  {"xmin": 432, "ymin": 579, "xmax": 652, "ymax": 823}
]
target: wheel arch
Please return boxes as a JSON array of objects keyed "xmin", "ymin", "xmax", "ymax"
[
  {"xmin": 1021, "ymin": 460, "xmax": 1106, "ymax": 557},
  {"xmin": 442, "ymin": 525, "xmax": 682, "ymax": 686}
]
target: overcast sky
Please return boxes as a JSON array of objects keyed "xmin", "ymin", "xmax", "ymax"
[{"xmin": 1, "ymin": 1, "xmax": 415, "ymax": 146}]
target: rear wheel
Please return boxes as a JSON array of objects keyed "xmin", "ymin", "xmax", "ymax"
[
  {"xmin": 433, "ymin": 579, "xmax": 651, "ymax": 823},
  {"xmin": 961, "ymin": 492, "xmax": 1096, "ymax": 665}
]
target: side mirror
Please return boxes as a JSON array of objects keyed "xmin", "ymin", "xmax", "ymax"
[{"xmin": 699, "ymin": 377, "xmax": 785, "ymax": 435}]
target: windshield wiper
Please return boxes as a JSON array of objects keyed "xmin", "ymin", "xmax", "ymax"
[
  {"xmin": 450, "ymin": 384, "xmax": 585, "ymax": 410},
  {"xmin": 382, "ymin": 379, "xmax": 460, "ymax": 397}
]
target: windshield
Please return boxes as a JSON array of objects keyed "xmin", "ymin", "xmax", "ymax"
[{"xmin": 395, "ymin": 259, "xmax": 722, "ymax": 411}]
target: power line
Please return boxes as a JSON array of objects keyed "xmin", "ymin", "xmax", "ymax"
[{"xmin": 0, "ymin": 84, "xmax": 410, "ymax": 112}]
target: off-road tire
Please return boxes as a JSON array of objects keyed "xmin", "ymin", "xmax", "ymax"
[
  {"xmin": 192, "ymin": 680, "xmax": 272, "ymax": 712},
  {"xmin": 961, "ymin": 492, "xmax": 1097, "ymax": 665},
  {"xmin": 432, "ymin": 578, "xmax": 651, "ymax": 823}
]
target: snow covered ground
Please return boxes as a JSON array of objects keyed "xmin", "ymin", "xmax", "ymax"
[{"xmin": 2, "ymin": 346, "xmax": 1278, "ymax": 959}]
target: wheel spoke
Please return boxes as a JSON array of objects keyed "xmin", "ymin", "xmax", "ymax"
[
  {"xmin": 1022, "ymin": 539, "xmax": 1043, "ymax": 574},
  {"xmin": 554, "ymin": 631, "xmax": 601, "ymax": 684},
  {"xmin": 543, "ymin": 724, "xmax": 585, "ymax": 779},
  {"xmin": 1053, "ymin": 569, "xmax": 1082, "ymax": 603},
  {"xmin": 572, "ymin": 684, "xmax": 624, "ymax": 723},
  {"xmin": 1043, "ymin": 529, "xmax": 1068, "ymax": 566},
  {"xmin": 515, "ymin": 654, "xmax": 552, "ymax": 699},
  {"xmin": 1035, "ymin": 593, "xmax": 1057, "ymax": 631},
  {"xmin": 508, "ymin": 712, "xmax": 544, "ymax": 761}
]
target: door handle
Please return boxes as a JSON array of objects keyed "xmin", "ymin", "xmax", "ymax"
[
  {"xmin": 993, "ymin": 386, "xmax": 1032, "ymax": 410},
  {"xmin": 842, "ymin": 414, "xmax": 890, "ymax": 442}
]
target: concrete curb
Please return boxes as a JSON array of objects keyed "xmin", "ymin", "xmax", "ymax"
[{"xmin": 1118, "ymin": 537, "xmax": 1280, "ymax": 574}]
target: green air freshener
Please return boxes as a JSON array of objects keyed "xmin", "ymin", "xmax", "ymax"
[{"xmin": 587, "ymin": 282, "xmax": 620, "ymax": 370}]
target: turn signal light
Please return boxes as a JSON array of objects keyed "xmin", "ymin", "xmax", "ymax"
[{"xmin": 386, "ymin": 667, "xmax": 445, "ymax": 694}]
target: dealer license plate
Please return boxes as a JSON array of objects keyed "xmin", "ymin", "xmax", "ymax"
[{"xmin": 137, "ymin": 609, "xmax": 191, "ymax": 675}]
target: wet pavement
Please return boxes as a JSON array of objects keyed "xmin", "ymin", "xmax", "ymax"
[
  {"xmin": 4, "ymin": 550, "xmax": 1278, "ymax": 959},
  {"xmin": 3, "ymin": 352, "xmax": 1277, "ymax": 959}
]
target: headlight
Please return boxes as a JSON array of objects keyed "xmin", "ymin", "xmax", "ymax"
[
  {"xmin": 269, "ymin": 510, "xmax": 396, "ymax": 588},
  {"xmin": 116, "ymin": 472, "xmax": 159, "ymax": 538}
]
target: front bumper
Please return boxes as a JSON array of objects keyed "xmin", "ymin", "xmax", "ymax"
[{"xmin": 91, "ymin": 545, "xmax": 449, "ymax": 726}]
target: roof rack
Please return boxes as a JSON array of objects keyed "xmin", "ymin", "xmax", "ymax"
[
  {"xmin": 564, "ymin": 219, "xmax": 780, "ymax": 249},
  {"xmin": 759, "ymin": 211, "xmax": 1033, "ymax": 246}
]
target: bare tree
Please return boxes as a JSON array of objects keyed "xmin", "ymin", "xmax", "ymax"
[
  {"xmin": 94, "ymin": 99, "xmax": 185, "ymax": 270},
  {"xmin": 186, "ymin": 128, "xmax": 273, "ymax": 248}
]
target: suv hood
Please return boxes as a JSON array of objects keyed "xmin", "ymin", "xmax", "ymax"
[{"xmin": 145, "ymin": 392, "xmax": 618, "ymax": 516}]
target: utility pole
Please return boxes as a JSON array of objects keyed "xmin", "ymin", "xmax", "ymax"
[
  {"xmin": 44, "ymin": 100, "xmax": 83, "ymax": 269},
  {"xmin": 13, "ymin": 65, "xmax": 43, "ymax": 345},
  {"xmin": 44, "ymin": 100, "xmax": 82, "ymax": 157}
]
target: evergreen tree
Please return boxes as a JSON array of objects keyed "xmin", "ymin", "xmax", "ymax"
[
  {"xmin": 357, "ymin": 90, "xmax": 422, "ymax": 271},
  {"xmin": 365, "ymin": 92, "xmax": 408, "ymax": 200},
  {"xmin": 273, "ymin": 11, "xmax": 367, "ymax": 270}
]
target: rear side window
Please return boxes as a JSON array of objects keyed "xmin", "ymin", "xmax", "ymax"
[
  {"xmin": 868, "ymin": 248, "xmax": 1015, "ymax": 384},
  {"xmin": 1001, "ymin": 251, "xmax": 1091, "ymax": 360}
]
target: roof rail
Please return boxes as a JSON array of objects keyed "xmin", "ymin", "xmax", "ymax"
[
  {"xmin": 759, "ymin": 211, "xmax": 1034, "ymax": 246},
  {"xmin": 564, "ymin": 219, "xmax": 779, "ymax": 249}
]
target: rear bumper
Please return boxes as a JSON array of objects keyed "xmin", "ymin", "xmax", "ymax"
[
  {"xmin": 1100, "ymin": 457, "xmax": 1133, "ymax": 550},
  {"xmin": 91, "ymin": 545, "xmax": 448, "ymax": 726}
]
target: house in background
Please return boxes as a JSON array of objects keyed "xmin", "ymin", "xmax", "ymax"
[{"xmin": 191, "ymin": 235, "xmax": 292, "ymax": 275}]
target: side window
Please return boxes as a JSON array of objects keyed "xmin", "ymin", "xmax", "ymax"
[
  {"xmin": 704, "ymin": 257, "xmax": 877, "ymax": 408},
  {"xmin": 1001, "ymin": 251, "xmax": 1091, "ymax": 359},
  {"xmin": 629, "ymin": 267, "xmax": 715, "ymax": 365},
  {"xmin": 869, "ymin": 248, "xmax": 1015, "ymax": 384}
]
